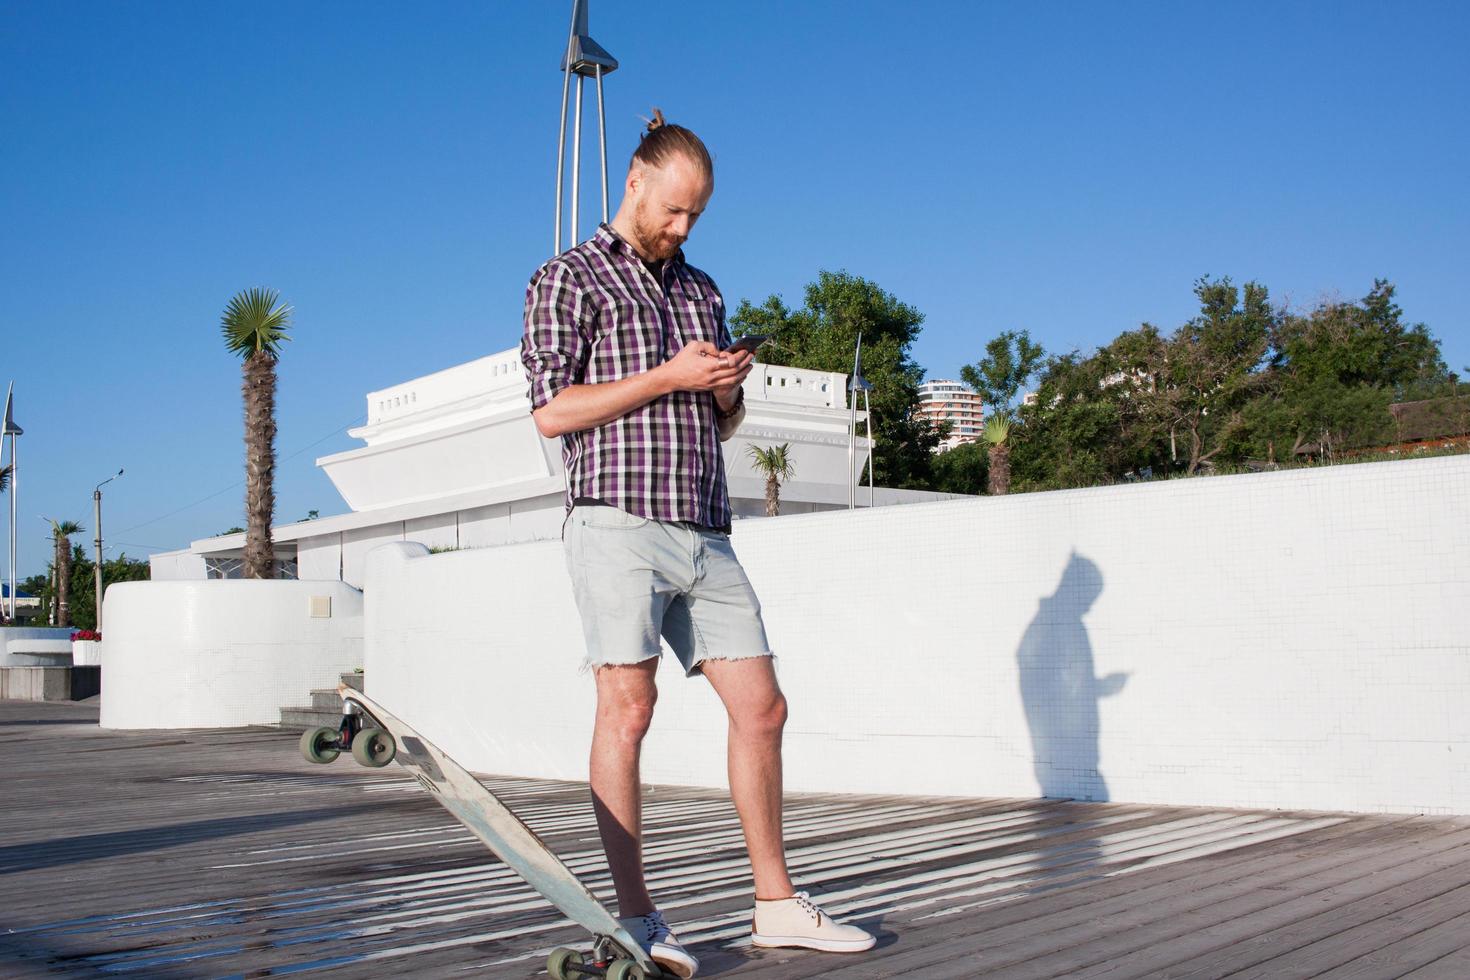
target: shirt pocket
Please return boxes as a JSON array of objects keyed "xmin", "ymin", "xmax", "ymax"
[{"xmin": 674, "ymin": 280, "xmax": 724, "ymax": 348}]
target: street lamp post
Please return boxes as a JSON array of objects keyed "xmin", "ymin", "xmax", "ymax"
[{"xmin": 93, "ymin": 469, "xmax": 123, "ymax": 630}]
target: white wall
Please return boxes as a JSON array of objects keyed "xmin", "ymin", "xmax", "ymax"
[
  {"xmin": 366, "ymin": 455, "xmax": 1470, "ymax": 815},
  {"xmin": 100, "ymin": 581, "xmax": 364, "ymax": 729},
  {"xmin": 148, "ymin": 550, "xmax": 207, "ymax": 580},
  {"xmin": 297, "ymin": 535, "xmax": 343, "ymax": 581}
]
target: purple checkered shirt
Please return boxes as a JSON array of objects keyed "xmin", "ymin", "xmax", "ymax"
[{"xmin": 520, "ymin": 223, "xmax": 738, "ymax": 529}]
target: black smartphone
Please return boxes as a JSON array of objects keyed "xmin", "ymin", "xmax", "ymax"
[{"xmin": 724, "ymin": 334, "xmax": 770, "ymax": 355}]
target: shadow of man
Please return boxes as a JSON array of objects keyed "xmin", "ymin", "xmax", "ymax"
[{"xmin": 1016, "ymin": 553, "xmax": 1127, "ymax": 803}]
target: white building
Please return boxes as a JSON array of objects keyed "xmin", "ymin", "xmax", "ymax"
[
  {"xmin": 917, "ymin": 379, "xmax": 985, "ymax": 451},
  {"xmin": 151, "ymin": 348, "xmax": 964, "ymax": 587}
]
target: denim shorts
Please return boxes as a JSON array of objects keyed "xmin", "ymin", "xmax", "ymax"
[{"xmin": 562, "ymin": 503, "xmax": 774, "ymax": 676}]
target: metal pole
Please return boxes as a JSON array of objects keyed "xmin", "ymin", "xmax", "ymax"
[
  {"xmin": 571, "ymin": 73, "xmax": 584, "ymax": 246},
  {"xmin": 93, "ymin": 489, "xmax": 103, "ymax": 630},
  {"xmin": 596, "ymin": 64, "xmax": 609, "ymax": 223},
  {"xmin": 8, "ymin": 435, "xmax": 16, "ymax": 621},
  {"xmin": 865, "ymin": 390, "xmax": 875, "ymax": 508},
  {"xmin": 553, "ymin": 4, "xmax": 578, "ymax": 255},
  {"xmin": 847, "ymin": 389, "xmax": 857, "ymax": 511}
]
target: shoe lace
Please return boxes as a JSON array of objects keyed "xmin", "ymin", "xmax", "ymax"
[
  {"xmin": 792, "ymin": 891, "xmax": 823, "ymax": 924},
  {"xmin": 639, "ymin": 909, "xmax": 673, "ymax": 943}
]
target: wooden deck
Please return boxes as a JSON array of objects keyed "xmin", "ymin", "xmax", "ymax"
[{"xmin": 3, "ymin": 699, "xmax": 1469, "ymax": 979}]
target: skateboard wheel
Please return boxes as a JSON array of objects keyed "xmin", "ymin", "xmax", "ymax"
[
  {"xmin": 299, "ymin": 726, "xmax": 341, "ymax": 764},
  {"xmin": 606, "ymin": 960, "xmax": 648, "ymax": 980},
  {"xmin": 351, "ymin": 726, "xmax": 397, "ymax": 768},
  {"xmin": 546, "ymin": 947, "xmax": 585, "ymax": 979}
]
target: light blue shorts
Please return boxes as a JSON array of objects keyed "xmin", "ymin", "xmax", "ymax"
[{"xmin": 562, "ymin": 503, "xmax": 774, "ymax": 676}]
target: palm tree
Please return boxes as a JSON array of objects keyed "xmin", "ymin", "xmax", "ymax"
[
  {"xmin": 0, "ymin": 463, "xmax": 10, "ymax": 494},
  {"xmin": 220, "ymin": 288, "xmax": 293, "ymax": 579},
  {"xmin": 746, "ymin": 443, "xmax": 796, "ymax": 517},
  {"xmin": 49, "ymin": 519, "xmax": 83, "ymax": 626},
  {"xmin": 984, "ymin": 415, "xmax": 1012, "ymax": 496}
]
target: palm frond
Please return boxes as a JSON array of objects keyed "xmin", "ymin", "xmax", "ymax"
[
  {"xmin": 220, "ymin": 287, "xmax": 293, "ymax": 358},
  {"xmin": 746, "ymin": 442, "xmax": 796, "ymax": 481},
  {"xmin": 0, "ymin": 463, "xmax": 10, "ymax": 494},
  {"xmin": 983, "ymin": 414, "xmax": 1011, "ymax": 446}
]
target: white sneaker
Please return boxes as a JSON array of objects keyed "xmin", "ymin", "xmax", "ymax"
[
  {"xmin": 751, "ymin": 891, "xmax": 876, "ymax": 952},
  {"xmin": 617, "ymin": 908, "xmax": 699, "ymax": 978}
]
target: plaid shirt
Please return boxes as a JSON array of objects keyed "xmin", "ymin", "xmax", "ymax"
[{"xmin": 520, "ymin": 223, "xmax": 737, "ymax": 529}]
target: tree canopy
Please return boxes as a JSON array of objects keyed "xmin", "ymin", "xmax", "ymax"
[{"xmin": 731, "ymin": 270, "xmax": 941, "ymax": 488}]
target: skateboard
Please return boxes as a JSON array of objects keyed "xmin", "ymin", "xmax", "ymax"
[{"xmin": 300, "ymin": 684, "xmax": 666, "ymax": 980}]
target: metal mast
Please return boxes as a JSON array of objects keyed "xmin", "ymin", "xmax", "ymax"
[
  {"xmin": 2, "ymin": 383, "xmax": 21, "ymax": 621},
  {"xmin": 553, "ymin": 0, "xmax": 619, "ymax": 255},
  {"xmin": 847, "ymin": 337, "xmax": 875, "ymax": 510}
]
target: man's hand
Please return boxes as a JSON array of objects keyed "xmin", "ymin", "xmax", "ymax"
[{"xmin": 660, "ymin": 341, "xmax": 754, "ymax": 394}]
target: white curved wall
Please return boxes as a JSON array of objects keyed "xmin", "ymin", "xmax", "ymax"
[
  {"xmin": 99, "ymin": 581, "xmax": 363, "ymax": 729},
  {"xmin": 366, "ymin": 455, "xmax": 1470, "ymax": 814}
]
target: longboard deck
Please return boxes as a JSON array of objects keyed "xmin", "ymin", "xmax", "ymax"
[{"xmin": 337, "ymin": 684, "xmax": 657, "ymax": 973}]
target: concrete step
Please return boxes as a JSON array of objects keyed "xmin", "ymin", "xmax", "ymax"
[
  {"xmin": 279, "ymin": 671, "xmax": 364, "ymax": 730},
  {"xmin": 280, "ymin": 705, "xmax": 342, "ymax": 730},
  {"xmin": 0, "ymin": 665, "xmax": 101, "ymax": 701}
]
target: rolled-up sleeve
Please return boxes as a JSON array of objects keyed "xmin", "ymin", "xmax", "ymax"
[{"xmin": 520, "ymin": 260, "xmax": 589, "ymax": 412}]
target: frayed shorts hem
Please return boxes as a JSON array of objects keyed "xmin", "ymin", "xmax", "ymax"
[{"xmin": 581, "ymin": 648, "xmax": 775, "ymax": 679}]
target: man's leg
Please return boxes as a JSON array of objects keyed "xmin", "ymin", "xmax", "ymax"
[
  {"xmin": 590, "ymin": 658, "xmax": 661, "ymax": 917},
  {"xmin": 699, "ymin": 656, "xmax": 795, "ymax": 900}
]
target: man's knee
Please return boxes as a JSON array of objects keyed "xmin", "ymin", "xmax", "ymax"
[
  {"xmin": 734, "ymin": 690, "xmax": 787, "ymax": 737},
  {"xmin": 596, "ymin": 683, "xmax": 658, "ymax": 744}
]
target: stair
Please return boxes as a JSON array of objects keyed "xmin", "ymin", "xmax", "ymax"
[{"xmin": 279, "ymin": 672, "xmax": 364, "ymax": 730}]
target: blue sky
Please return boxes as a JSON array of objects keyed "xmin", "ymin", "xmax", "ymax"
[{"xmin": 2, "ymin": 1, "xmax": 1466, "ymax": 578}]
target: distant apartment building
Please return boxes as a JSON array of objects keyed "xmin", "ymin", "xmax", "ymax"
[{"xmin": 918, "ymin": 380, "xmax": 985, "ymax": 451}]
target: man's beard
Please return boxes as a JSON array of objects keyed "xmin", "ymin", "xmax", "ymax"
[{"xmin": 633, "ymin": 202, "xmax": 685, "ymax": 261}]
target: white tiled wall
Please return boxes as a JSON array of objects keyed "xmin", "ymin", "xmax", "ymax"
[
  {"xmin": 101, "ymin": 580, "xmax": 364, "ymax": 728},
  {"xmin": 367, "ymin": 456, "xmax": 1470, "ymax": 814}
]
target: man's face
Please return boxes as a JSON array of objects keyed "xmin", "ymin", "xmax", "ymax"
[{"xmin": 629, "ymin": 155, "xmax": 714, "ymax": 261}]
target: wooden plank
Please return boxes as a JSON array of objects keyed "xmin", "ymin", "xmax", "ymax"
[
  {"xmin": 749, "ymin": 817, "xmax": 1416, "ymax": 980},
  {"xmin": 1221, "ymin": 879, "xmax": 1470, "ymax": 979},
  {"xmin": 1319, "ymin": 908, "xmax": 1470, "ymax": 979}
]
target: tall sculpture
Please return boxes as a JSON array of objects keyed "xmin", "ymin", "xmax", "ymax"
[{"xmin": 553, "ymin": 0, "xmax": 619, "ymax": 254}]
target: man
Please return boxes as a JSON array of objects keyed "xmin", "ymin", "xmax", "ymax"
[{"xmin": 520, "ymin": 112, "xmax": 876, "ymax": 978}]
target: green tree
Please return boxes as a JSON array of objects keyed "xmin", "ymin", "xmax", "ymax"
[
  {"xmin": 220, "ymin": 288, "xmax": 292, "ymax": 579},
  {"xmin": 1114, "ymin": 278, "xmax": 1274, "ymax": 474},
  {"xmin": 1013, "ymin": 344, "xmax": 1168, "ymax": 491},
  {"xmin": 731, "ymin": 271, "xmax": 940, "ymax": 488},
  {"xmin": 960, "ymin": 330, "xmax": 1046, "ymax": 421},
  {"xmin": 1249, "ymin": 280, "xmax": 1451, "ymax": 458},
  {"xmin": 929, "ymin": 439, "xmax": 988, "ymax": 495},
  {"xmin": 746, "ymin": 443, "xmax": 796, "ymax": 517}
]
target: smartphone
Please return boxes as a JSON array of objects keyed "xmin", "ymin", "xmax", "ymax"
[{"xmin": 724, "ymin": 334, "xmax": 770, "ymax": 355}]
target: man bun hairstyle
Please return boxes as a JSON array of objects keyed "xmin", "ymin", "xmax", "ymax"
[{"xmin": 631, "ymin": 107, "xmax": 713, "ymax": 180}]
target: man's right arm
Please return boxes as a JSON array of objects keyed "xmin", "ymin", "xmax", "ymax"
[{"xmin": 533, "ymin": 343, "xmax": 753, "ymax": 438}]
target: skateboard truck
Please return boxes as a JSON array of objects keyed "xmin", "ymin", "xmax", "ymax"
[
  {"xmin": 298, "ymin": 695, "xmax": 397, "ymax": 768},
  {"xmin": 548, "ymin": 935, "xmax": 661, "ymax": 979}
]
